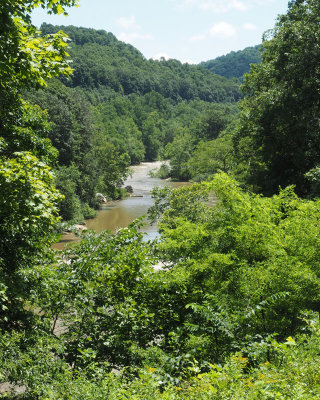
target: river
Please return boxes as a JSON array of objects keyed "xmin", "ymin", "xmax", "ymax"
[{"xmin": 53, "ymin": 161, "xmax": 190, "ymax": 250}]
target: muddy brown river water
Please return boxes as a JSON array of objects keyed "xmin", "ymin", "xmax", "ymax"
[{"xmin": 53, "ymin": 161, "xmax": 190, "ymax": 249}]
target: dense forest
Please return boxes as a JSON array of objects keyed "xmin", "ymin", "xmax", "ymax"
[
  {"xmin": 23, "ymin": 23, "xmax": 241, "ymax": 222},
  {"xmin": 201, "ymin": 45, "xmax": 262, "ymax": 79},
  {"xmin": 1, "ymin": 0, "xmax": 320, "ymax": 398},
  {"xmin": 41, "ymin": 23, "xmax": 241, "ymax": 102}
]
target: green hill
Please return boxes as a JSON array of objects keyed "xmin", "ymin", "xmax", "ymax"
[
  {"xmin": 22, "ymin": 24, "xmax": 240, "ymax": 221},
  {"xmin": 41, "ymin": 23, "xmax": 242, "ymax": 103},
  {"xmin": 201, "ymin": 45, "xmax": 262, "ymax": 79}
]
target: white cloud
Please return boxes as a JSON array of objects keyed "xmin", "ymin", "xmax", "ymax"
[
  {"xmin": 201, "ymin": 0, "xmax": 248, "ymax": 12},
  {"xmin": 255, "ymin": 0, "xmax": 276, "ymax": 4},
  {"xmin": 181, "ymin": 0, "xmax": 249, "ymax": 12},
  {"xmin": 116, "ymin": 16, "xmax": 140, "ymax": 30},
  {"xmin": 118, "ymin": 32, "xmax": 153, "ymax": 42},
  {"xmin": 210, "ymin": 22, "xmax": 236, "ymax": 38},
  {"xmin": 242, "ymin": 23, "xmax": 257, "ymax": 30},
  {"xmin": 190, "ymin": 34, "xmax": 206, "ymax": 42},
  {"xmin": 117, "ymin": 16, "xmax": 153, "ymax": 44},
  {"xmin": 178, "ymin": 0, "xmax": 281, "ymax": 12}
]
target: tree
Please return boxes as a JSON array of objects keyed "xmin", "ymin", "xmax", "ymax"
[
  {"xmin": 199, "ymin": 107, "xmax": 233, "ymax": 141},
  {"xmin": 201, "ymin": 45, "xmax": 262, "ymax": 79},
  {"xmin": 0, "ymin": 0, "xmax": 79, "ymax": 325},
  {"xmin": 234, "ymin": 0, "xmax": 320, "ymax": 196},
  {"xmin": 163, "ymin": 129, "xmax": 195, "ymax": 181},
  {"xmin": 0, "ymin": 1, "xmax": 77, "ymax": 132},
  {"xmin": 141, "ymin": 112, "xmax": 164, "ymax": 161},
  {"xmin": 188, "ymin": 135, "xmax": 234, "ymax": 181},
  {"xmin": 0, "ymin": 153, "xmax": 62, "ymax": 326},
  {"xmin": 149, "ymin": 173, "xmax": 320, "ymax": 364}
]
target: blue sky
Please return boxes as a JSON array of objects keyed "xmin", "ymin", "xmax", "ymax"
[{"xmin": 32, "ymin": 0, "xmax": 289, "ymax": 64}]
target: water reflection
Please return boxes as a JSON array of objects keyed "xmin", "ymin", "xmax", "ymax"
[{"xmin": 53, "ymin": 162, "xmax": 190, "ymax": 249}]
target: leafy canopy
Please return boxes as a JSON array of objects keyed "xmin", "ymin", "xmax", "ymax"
[
  {"xmin": 234, "ymin": 0, "xmax": 320, "ymax": 195},
  {"xmin": 0, "ymin": 0, "xmax": 79, "ymax": 325}
]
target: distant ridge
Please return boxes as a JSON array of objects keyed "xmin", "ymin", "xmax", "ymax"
[
  {"xmin": 41, "ymin": 23, "xmax": 242, "ymax": 103},
  {"xmin": 201, "ymin": 45, "xmax": 262, "ymax": 79}
]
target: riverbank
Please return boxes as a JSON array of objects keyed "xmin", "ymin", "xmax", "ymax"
[{"xmin": 52, "ymin": 162, "xmax": 191, "ymax": 250}]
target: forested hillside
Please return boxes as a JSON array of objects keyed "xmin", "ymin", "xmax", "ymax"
[
  {"xmin": 23, "ymin": 24, "xmax": 241, "ymax": 222},
  {"xmin": 1, "ymin": 0, "xmax": 320, "ymax": 398},
  {"xmin": 41, "ymin": 23, "xmax": 242, "ymax": 102},
  {"xmin": 201, "ymin": 45, "xmax": 262, "ymax": 79}
]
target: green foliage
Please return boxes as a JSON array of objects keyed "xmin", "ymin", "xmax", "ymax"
[
  {"xmin": 0, "ymin": 155, "xmax": 62, "ymax": 328},
  {"xmin": 150, "ymin": 173, "xmax": 320, "ymax": 359},
  {"xmin": 55, "ymin": 163, "xmax": 83, "ymax": 221},
  {"xmin": 18, "ymin": 23, "xmax": 241, "ymax": 221},
  {"xmin": 201, "ymin": 45, "xmax": 262, "ymax": 79},
  {"xmin": 305, "ymin": 166, "xmax": 320, "ymax": 198},
  {"xmin": 0, "ymin": 0, "xmax": 78, "ymax": 329},
  {"xmin": 0, "ymin": 1, "xmax": 77, "ymax": 139},
  {"xmin": 24, "ymin": 80, "xmax": 90, "ymax": 166},
  {"xmin": 0, "ymin": 152, "xmax": 61, "ymax": 271},
  {"xmin": 2, "ymin": 248, "xmax": 320, "ymax": 398},
  {"xmin": 163, "ymin": 129, "xmax": 195, "ymax": 180},
  {"xmin": 88, "ymin": 137, "xmax": 130, "ymax": 199},
  {"xmin": 161, "ymin": 104, "xmax": 238, "ymax": 181},
  {"xmin": 198, "ymin": 104, "xmax": 237, "ymax": 142},
  {"xmin": 150, "ymin": 163, "xmax": 171, "ymax": 179},
  {"xmin": 2, "ymin": 1, "xmax": 320, "ymax": 397},
  {"xmin": 1, "ymin": 100, "xmax": 58, "ymax": 165},
  {"xmin": 25, "ymin": 80, "xmax": 131, "ymax": 217},
  {"xmin": 234, "ymin": 0, "xmax": 320, "ymax": 196},
  {"xmin": 41, "ymin": 23, "xmax": 242, "ymax": 103},
  {"xmin": 2, "ymin": 328, "xmax": 320, "ymax": 399},
  {"xmin": 32, "ymin": 222, "xmax": 156, "ymax": 370},
  {"xmin": 1, "ymin": 173, "xmax": 320, "ymax": 396},
  {"xmin": 188, "ymin": 135, "xmax": 234, "ymax": 181}
]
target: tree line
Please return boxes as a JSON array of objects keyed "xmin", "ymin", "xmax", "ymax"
[{"xmin": 201, "ymin": 44, "xmax": 262, "ymax": 79}]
